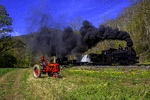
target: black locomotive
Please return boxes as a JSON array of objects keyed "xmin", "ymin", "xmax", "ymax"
[{"xmin": 56, "ymin": 45, "xmax": 139, "ymax": 65}]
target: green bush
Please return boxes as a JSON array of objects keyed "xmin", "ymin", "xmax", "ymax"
[{"xmin": 0, "ymin": 53, "xmax": 17, "ymax": 68}]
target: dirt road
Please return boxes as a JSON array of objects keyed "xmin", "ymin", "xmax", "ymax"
[
  {"xmin": 0, "ymin": 69, "xmax": 27, "ymax": 100},
  {"xmin": 0, "ymin": 68, "xmax": 77, "ymax": 100}
]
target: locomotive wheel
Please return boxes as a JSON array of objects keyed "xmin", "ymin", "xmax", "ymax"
[
  {"xmin": 129, "ymin": 61, "xmax": 135, "ymax": 65},
  {"xmin": 83, "ymin": 63, "xmax": 86, "ymax": 66},
  {"xmin": 119, "ymin": 60, "xmax": 128, "ymax": 65},
  {"xmin": 48, "ymin": 71, "xmax": 53, "ymax": 77},
  {"xmin": 80, "ymin": 63, "xmax": 82, "ymax": 66},
  {"xmin": 33, "ymin": 65, "xmax": 41, "ymax": 78},
  {"xmin": 53, "ymin": 72, "xmax": 60, "ymax": 78}
]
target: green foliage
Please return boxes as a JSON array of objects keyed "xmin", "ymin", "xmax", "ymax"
[
  {"xmin": 0, "ymin": 4, "xmax": 13, "ymax": 34},
  {"xmin": 14, "ymin": 50, "xmax": 35, "ymax": 68},
  {"xmin": 0, "ymin": 49, "xmax": 17, "ymax": 68},
  {"xmin": 0, "ymin": 36, "xmax": 33, "ymax": 68},
  {"xmin": 24, "ymin": 52, "xmax": 35, "ymax": 67},
  {"xmin": 0, "ymin": 5, "xmax": 35, "ymax": 68},
  {"xmin": 15, "ymin": 59, "xmax": 24, "ymax": 67},
  {"xmin": 0, "ymin": 5, "xmax": 26, "ymax": 68},
  {"xmin": 135, "ymin": 43, "xmax": 149, "ymax": 55},
  {"xmin": 0, "ymin": 36, "xmax": 25, "ymax": 55},
  {"xmin": 0, "ymin": 36, "xmax": 27, "ymax": 68}
]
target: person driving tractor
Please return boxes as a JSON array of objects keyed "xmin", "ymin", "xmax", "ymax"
[{"xmin": 41, "ymin": 56, "xmax": 47, "ymax": 69}]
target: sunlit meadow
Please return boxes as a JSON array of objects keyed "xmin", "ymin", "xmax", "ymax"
[{"xmin": 57, "ymin": 66, "xmax": 150, "ymax": 100}]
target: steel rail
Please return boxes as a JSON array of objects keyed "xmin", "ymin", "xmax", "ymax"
[{"xmin": 70, "ymin": 64, "xmax": 150, "ymax": 69}]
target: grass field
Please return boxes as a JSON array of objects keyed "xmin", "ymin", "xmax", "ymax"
[
  {"xmin": 0, "ymin": 66, "xmax": 150, "ymax": 100},
  {"xmin": 0, "ymin": 68, "xmax": 21, "ymax": 76}
]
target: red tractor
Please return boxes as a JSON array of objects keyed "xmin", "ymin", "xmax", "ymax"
[{"xmin": 33, "ymin": 60, "xmax": 60, "ymax": 78}]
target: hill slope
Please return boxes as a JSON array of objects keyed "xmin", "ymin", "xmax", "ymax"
[{"xmin": 16, "ymin": 28, "xmax": 63, "ymax": 49}]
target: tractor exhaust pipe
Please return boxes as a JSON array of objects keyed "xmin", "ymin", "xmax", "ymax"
[{"xmin": 54, "ymin": 56, "xmax": 56, "ymax": 63}]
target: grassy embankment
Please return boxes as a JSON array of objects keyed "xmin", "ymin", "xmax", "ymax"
[{"xmin": 0, "ymin": 66, "xmax": 150, "ymax": 100}]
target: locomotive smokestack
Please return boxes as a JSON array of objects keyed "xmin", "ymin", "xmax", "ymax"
[{"xmin": 127, "ymin": 47, "xmax": 132, "ymax": 56}]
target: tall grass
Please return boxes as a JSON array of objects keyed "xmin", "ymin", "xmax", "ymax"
[
  {"xmin": 57, "ymin": 67, "xmax": 150, "ymax": 100},
  {"xmin": 0, "ymin": 68, "xmax": 20, "ymax": 76},
  {"xmin": 20, "ymin": 69, "xmax": 33, "ymax": 100}
]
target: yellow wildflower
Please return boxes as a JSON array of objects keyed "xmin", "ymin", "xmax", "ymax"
[
  {"xmin": 103, "ymin": 83, "xmax": 107, "ymax": 86},
  {"xmin": 131, "ymin": 72, "xmax": 135, "ymax": 75}
]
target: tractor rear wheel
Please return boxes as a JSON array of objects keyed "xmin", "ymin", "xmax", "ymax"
[
  {"xmin": 53, "ymin": 72, "xmax": 60, "ymax": 78},
  {"xmin": 33, "ymin": 65, "xmax": 41, "ymax": 78}
]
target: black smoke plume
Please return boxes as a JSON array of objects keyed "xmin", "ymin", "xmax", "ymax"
[
  {"xmin": 32, "ymin": 20, "xmax": 133, "ymax": 57},
  {"xmin": 79, "ymin": 20, "xmax": 133, "ymax": 50},
  {"xmin": 32, "ymin": 26, "xmax": 59, "ymax": 56},
  {"xmin": 32, "ymin": 26, "xmax": 78, "ymax": 57}
]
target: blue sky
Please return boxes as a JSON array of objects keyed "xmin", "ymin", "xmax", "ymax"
[{"xmin": 1, "ymin": 0, "xmax": 132, "ymax": 36}]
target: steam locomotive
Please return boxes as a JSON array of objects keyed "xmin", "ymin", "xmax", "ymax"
[{"xmin": 56, "ymin": 45, "xmax": 139, "ymax": 65}]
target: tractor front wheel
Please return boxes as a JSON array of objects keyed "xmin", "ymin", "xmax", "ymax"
[
  {"xmin": 48, "ymin": 71, "xmax": 53, "ymax": 77},
  {"xmin": 33, "ymin": 65, "xmax": 41, "ymax": 78},
  {"xmin": 53, "ymin": 72, "xmax": 60, "ymax": 78}
]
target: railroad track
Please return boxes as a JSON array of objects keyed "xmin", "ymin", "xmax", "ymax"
[{"xmin": 70, "ymin": 64, "xmax": 150, "ymax": 69}]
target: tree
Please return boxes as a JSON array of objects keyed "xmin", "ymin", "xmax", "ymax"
[
  {"xmin": 0, "ymin": 4, "xmax": 13, "ymax": 35},
  {"xmin": 0, "ymin": 4, "xmax": 26, "ymax": 67},
  {"xmin": 0, "ymin": 35, "xmax": 25, "ymax": 56},
  {"xmin": 67, "ymin": 16, "xmax": 83, "ymax": 34},
  {"xmin": 0, "ymin": 4, "xmax": 25, "ymax": 56},
  {"xmin": 99, "ymin": 14, "xmax": 110, "ymax": 26}
]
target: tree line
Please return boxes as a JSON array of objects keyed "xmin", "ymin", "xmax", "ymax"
[{"xmin": 0, "ymin": 4, "xmax": 35, "ymax": 68}]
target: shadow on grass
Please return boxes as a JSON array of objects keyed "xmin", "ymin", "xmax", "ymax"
[
  {"xmin": 39, "ymin": 74, "xmax": 64, "ymax": 79},
  {"xmin": 40, "ymin": 76, "xmax": 47, "ymax": 78}
]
